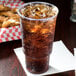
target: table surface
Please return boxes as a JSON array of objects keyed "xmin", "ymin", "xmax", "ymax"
[{"xmin": 0, "ymin": 0, "xmax": 76, "ymax": 76}]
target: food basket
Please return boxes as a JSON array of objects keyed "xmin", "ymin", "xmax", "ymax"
[{"xmin": 0, "ymin": 0, "xmax": 24, "ymax": 43}]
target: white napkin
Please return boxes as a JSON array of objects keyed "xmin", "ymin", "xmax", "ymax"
[
  {"xmin": 74, "ymin": 48, "xmax": 76, "ymax": 76},
  {"xmin": 74, "ymin": 48, "xmax": 76, "ymax": 68},
  {"xmin": 14, "ymin": 40, "xmax": 75, "ymax": 76}
]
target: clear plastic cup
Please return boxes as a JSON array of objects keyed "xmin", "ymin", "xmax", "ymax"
[{"xmin": 18, "ymin": 2, "xmax": 59, "ymax": 74}]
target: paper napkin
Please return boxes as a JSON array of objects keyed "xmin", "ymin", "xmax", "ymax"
[
  {"xmin": 14, "ymin": 40, "xmax": 75, "ymax": 76},
  {"xmin": 74, "ymin": 48, "xmax": 76, "ymax": 76}
]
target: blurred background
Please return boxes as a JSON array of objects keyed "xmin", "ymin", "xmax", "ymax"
[{"xmin": 70, "ymin": 0, "xmax": 76, "ymax": 22}]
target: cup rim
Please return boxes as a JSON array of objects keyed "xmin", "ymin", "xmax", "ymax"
[{"xmin": 17, "ymin": 1, "xmax": 59, "ymax": 21}]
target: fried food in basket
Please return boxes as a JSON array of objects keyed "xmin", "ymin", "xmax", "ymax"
[
  {"xmin": 0, "ymin": 11, "xmax": 20, "ymax": 19},
  {"xmin": 0, "ymin": 5, "xmax": 11, "ymax": 11},
  {"xmin": 0, "ymin": 23, "xmax": 2, "ymax": 28},
  {"xmin": 2, "ymin": 18, "xmax": 20, "ymax": 28},
  {"xmin": 0, "ymin": 16, "xmax": 7, "ymax": 22},
  {"xmin": 0, "ymin": 11, "xmax": 15, "ymax": 17},
  {"xmin": 0, "ymin": 4, "xmax": 20, "ymax": 28},
  {"xmin": 11, "ymin": 8, "xmax": 18, "ymax": 14}
]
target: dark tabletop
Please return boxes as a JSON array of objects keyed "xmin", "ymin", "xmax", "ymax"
[{"xmin": 0, "ymin": 0, "xmax": 76, "ymax": 76}]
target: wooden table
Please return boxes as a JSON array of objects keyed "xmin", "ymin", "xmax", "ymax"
[{"xmin": 0, "ymin": 0, "xmax": 76, "ymax": 76}]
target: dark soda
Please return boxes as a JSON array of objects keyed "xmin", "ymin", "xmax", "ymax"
[
  {"xmin": 18, "ymin": 2, "xmax": 59, "ymax": 74},
  {"xmin": 21, "ymin": 17, "xmax": 56, "ymax": 73}
]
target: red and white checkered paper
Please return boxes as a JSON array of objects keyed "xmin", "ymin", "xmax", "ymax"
[{"xmin": 0, "ymin": 0, "xmax": 24, "ymax": 43}]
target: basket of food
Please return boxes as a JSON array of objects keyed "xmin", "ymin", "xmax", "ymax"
[{"xmin": 0, "ymin": 0, "xmax": 24, "ymax": 43}]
